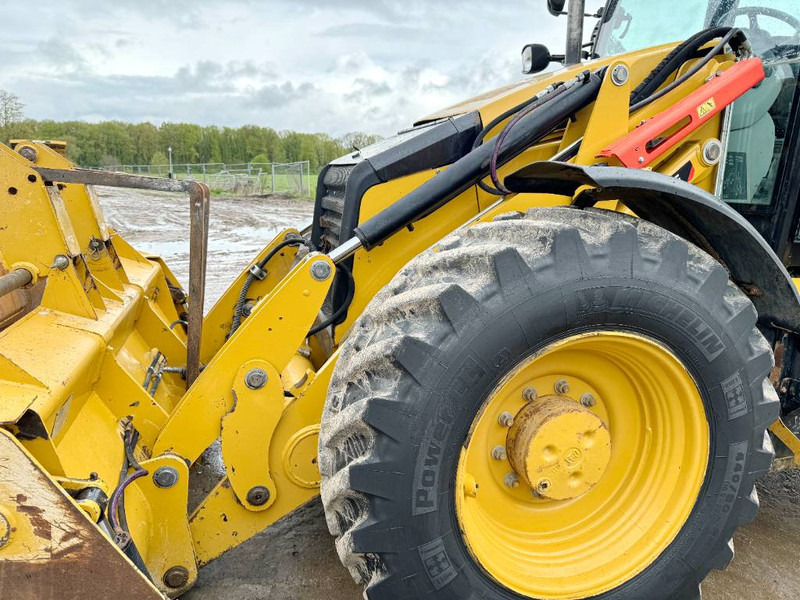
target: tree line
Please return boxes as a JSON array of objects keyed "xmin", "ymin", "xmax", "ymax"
[{"xmin": 0, "ymin": 91, "xmax": 381, "ymax": 172}]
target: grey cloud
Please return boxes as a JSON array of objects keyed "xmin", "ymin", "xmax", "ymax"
[
  {"xmin": 343, "ymin": 78, "xmax": 392, "ymax": 103},
  {"xmin": 249, "ymin": 81, "xmax": 317, "ymax": 108},
  {"xmin": 36, "ymin": 38, "xmax": 89, "ymax": 72},
  {"xmin": 319, "ymin": 23, "xmax": 425, "ymax": 40}
]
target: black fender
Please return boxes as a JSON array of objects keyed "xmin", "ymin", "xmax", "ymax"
[{"xmin": 505, "ymin": 161, "xmax": 800, "ymax": 332}]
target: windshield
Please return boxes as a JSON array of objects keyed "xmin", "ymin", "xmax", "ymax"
[{"xmin": 595, "ymin": 0, "xmax": 800, "ymax": 57}]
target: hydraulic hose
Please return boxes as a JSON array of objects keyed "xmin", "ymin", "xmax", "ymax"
[
  {"xmin": 630, "ymin": 27, "xmax": 735, "ymax": 105},
  {"xmin": 630, "ymin": 28, "xmax": 744, "ymax": 113},
  {"xmin": 308, "ymin": 264, "xmax": 354, "ymax": 336},
  {"xmin": 109, "ymin": 423, "xmax": 151, "ymax": 579},
  {"xmin": 229, "ymin": 236, "xmax": 308, "ymax": 337},
  {"xmin": 352, "ymin": 70, "xmax": 603, "ymax": 251},
  {"xmin": 552, "ymin": 28, "xmax": 746, "ymax": 160},
  {"xmin": 489, "ymin": 83, "xmax": 571, "ymax": 193},
  {"xmin": 475, "ymin": 83, "xmax": 570, "ymax": 196}
]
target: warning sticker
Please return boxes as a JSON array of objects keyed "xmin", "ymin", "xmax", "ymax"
[{"xmin": 697, "ymin": 98, "xmax": 717, "ymax": 118}]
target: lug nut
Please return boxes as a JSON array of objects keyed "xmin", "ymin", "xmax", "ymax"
[
  {"xmin": 504, "ymin": 473, "xmax": 520, "ymax": 488},
  {"xmin": 245, "ymin": 368, "xmax": 268, "ymax": 390},
  {"xmin": 554, "ymin": 379, "xmax": 570, "ymax": 395},
  {"xmin": 498, "ymin": 412, "xmax": 514, "ymax": 427},
  {"xmin": 491, "ymin": 445, "xmax": 507, "ymax": 461},
  {"xmin": 153, "ymin": 466, "xmax": 179, "ymax": 488},
  {"xmin": 522, "ymin": 387, "xmax": 538, "ymax": 402},
  {"xmin": 581, "ymin": 393, "xmax": 596, "ymax": 407}
]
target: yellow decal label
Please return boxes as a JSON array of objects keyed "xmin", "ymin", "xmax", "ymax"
[{"xmin": 697, "ymin": 98, "xmax": 716, "ymax": 118}]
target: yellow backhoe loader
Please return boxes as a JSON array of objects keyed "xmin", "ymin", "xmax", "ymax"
[{"xmin": 1, "ymin": 0, "xmax": 799, "ymax": 598}]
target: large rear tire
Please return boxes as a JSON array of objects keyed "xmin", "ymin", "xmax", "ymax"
[{"xmin": 319, "ymin": 207, "xmax": 778, "ymax": 600}]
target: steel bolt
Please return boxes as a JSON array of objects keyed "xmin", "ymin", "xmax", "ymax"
[
  {"xmin": 52, "ymin": 255, "xmax": 70, "ymax": 270},
  {"xmin": 702, "ymin": 139, "xmax": 723, "ymax": 165},
  {"xmin": 504, "ymin": 473, "xmax": 520, "ymax": 488},
  {"xmin": 310, "ymin": 260, "xmax": 332, "ymax": 281},
  {"xmin": 163, "ymin": 566, "xmax": 190, "ymax": 589},
  {"xmin": 536, "ymin": 479, "xmax": 552, "ymax": 494},
  {"xmin": 247, "ymin": 485, "xmax": 271, "ymax": 506},
  {"xmin": 522, "ymin": 387, "xmax": 538, "ymax": 402},
  {"xmin": 88, "ymin": 237, "xmax": 104, "ymax": 253},
  {"xmin": 498, "ymin": 412, "xmax": 515, "ymax": 427},
  {"xmin": 242, "ymin": 301, "xmax": 257, "ymax": 317},
  {"xmin": 581, "ymin": 393, "xmax": 597, "ymax": 407},
  {"xmin": 611, "ymin": 64, "xmax": 630, "ymax": 86},
  {"xmin": 114, "ymin": 531, "xmax": 131, "ymax": 549},
  {"xmin": 554, "ymin": 379, "xmax": 570, "ymax": 395},
  {"xmin": 245, "ymin": 368, "xmax": 268, "ymax": 390},
  {"xmin": 153, "ymin": 466, "xmax": 179, "ymax": 489},
  {"xmin": 491, "ymin": 445, "xmax": 507, "ymax": 461}
]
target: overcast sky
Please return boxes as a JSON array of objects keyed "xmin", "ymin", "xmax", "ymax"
[{"xmin": 0, "ymin": 1, "xmax": 603, "ymax": 137}]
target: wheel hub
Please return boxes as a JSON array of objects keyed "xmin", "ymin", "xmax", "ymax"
[
  {"xmin": 507, "ymin": 395, "xmax": 611, "ymax": 500},
  {"xmin": 455, "ymin": 331, "xmax": 709, "ymax": 599}
]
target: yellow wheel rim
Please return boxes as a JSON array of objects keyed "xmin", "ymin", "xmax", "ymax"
[{"xmin": 455, "ymin": 331, "xmax": 710, "ymax": 599}]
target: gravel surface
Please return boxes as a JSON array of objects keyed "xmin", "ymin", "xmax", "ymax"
[{"xmin": 95, "ymin": 188, "xmax": 800, "ymax": 600}]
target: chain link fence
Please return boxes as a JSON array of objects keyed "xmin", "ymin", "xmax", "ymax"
[{"xmin": 97, "ymin": 161, "xmax": 313, "ymax": 197}]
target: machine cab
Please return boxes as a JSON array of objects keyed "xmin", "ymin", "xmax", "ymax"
[{"xmin": 594, "ymin": 0, "xmax": 800, "ymax": 269}]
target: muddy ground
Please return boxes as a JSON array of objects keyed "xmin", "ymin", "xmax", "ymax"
[{"xmin": 96, "ymin": 188, "xmax": 800, "ymax": 600}]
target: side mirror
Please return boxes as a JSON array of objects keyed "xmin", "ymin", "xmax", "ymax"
[
  {"xmin": 522, "ymin": 44, "xmax": 557, "ymax": 75},
  {"xmin": 547, "ymin": 0, "xmax": 567, "ymax": 16}
]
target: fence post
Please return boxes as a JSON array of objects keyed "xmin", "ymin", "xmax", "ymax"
[
  {"xmin": 299, "ymin": 161, "xmax": 304, "ymax": 197},
  {"xmin": 271, "ymin": 163, "xmax": 276, "ymax": 194}
]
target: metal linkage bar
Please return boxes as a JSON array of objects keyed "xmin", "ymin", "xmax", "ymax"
[{"xmin": 35, "ymin": 167, "xmax": 211, "ymax": 386}]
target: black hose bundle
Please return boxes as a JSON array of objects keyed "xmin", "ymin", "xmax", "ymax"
[
  {"xmin": 229, "ymin": 236, "xmax": 309, "ymax": 337},
  {"xmin": 630, "ymin": 28, "xmax": 746, "ymax": 112},
  {"xmin": 470, "ymin": 27, "xmax": 747, "ymax": 177},
  {"xmin": 630, "ymin": 27, "xmax": 735, "ymax": 105}
]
